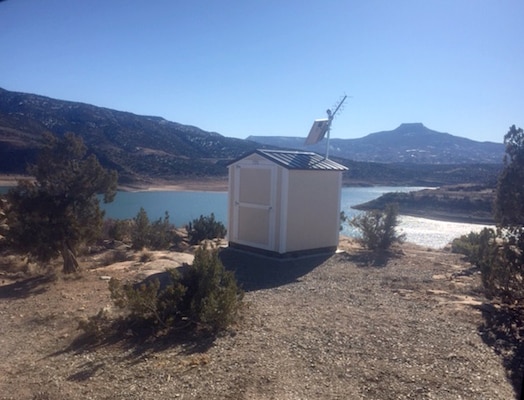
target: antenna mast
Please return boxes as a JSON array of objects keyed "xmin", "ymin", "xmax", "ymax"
[
  {"xmin": 304, "ymin": 94, "xmax": 348, "ymax": 159},
  {"xmin": 325, "ymin": 94, "xmax": 347, "ymax": 159}
]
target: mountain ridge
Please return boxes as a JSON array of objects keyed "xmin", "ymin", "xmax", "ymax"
[
  {"xmin": 0, "ymin": 87, "xmax": 260, "ymax": 183},
  {"xmin": 247, "ymin": 123, "xmax": 504, "ymax": 164},
  {"xmin": 0, "ymin": 88, "xmax": 503, "ymax": 186}
]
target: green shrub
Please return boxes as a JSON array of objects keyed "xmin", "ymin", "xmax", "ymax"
[
  {"xmin": 187, "ymin": 213, "xmax": 227, "ymax": 245},
  {"xmin": 181, "ymin": 247, "xmax": 243, "ymax": 331},
  {"xmin": 109, "ymin": 275, "xmax": 181, "ymax": 329},
  {"xmin": 350, "ymin": 204, "xmax": 405, "ymax": 251},
  {"xmin": 149, "ymin": 211, "xmax": 178, "ymax": 249},
  {"xmin": 131, "ymin": 208, "xmax": 178, "ymax": 250},
  {"xmin": 478, "ymin": 228, "xmax": 524, "ymax": 302},
  {"xmin": 109, "ymin": 247, "xmax": 242, "ymax": 334},
  {"xmin": 487, "ymin": 124, "xmax": 524, "ymax": 303},
  {"xmin": 104, "ymin": 218, "xmax": 132, "ymax": 242},
  {"xmin": 131, "ymin": 208, "xmax": 151, "ymax": 250},
  {"xmin": 451, "ymin": 227, "xmax": 524, "ymax": 302},
  {"xmin": 437, "ymin": 126, "xmax": 524, "ymax": 303},
  {"xmin": 340, "ymin": 211, "xmax": 348, "ymax": 231},
  {"xmin": 451, "ymin": 228, "xmax": 487, "ymax": 265}
]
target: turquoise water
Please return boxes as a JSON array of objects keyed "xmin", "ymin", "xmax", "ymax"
[
  {"xmin": 1, "ymin": 185, "xmax": 418, "ymax": 226},
  {"xmin": 98, "ymin": 186, "xmax": 420, "ymax": 226},
  {"xmin": 100, "ymin": 190, "xmax": 228, "ymax": 226},
  {"xmin": 97, "ymin": 186, "xmax": 426, "ymax": 227},
  {"xmin": 0, "ymin": 187, "xmax": 228, "ymax": 226}
]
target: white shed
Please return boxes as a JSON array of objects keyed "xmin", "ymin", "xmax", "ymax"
[{"xmin": 227, "ymin": 149, "xmax": 348, "ymax": 257}]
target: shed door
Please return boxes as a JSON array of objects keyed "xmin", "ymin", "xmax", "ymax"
[{"xmin": 232, "ymin": 165, "xmax": 276, "ymax": 250}]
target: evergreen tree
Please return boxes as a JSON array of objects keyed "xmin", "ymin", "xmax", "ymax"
[
  {"xmin": 495, "ymin": 125, "xmax": 524, "ymax": 227},
  {"xmin": 131, "ymin": 207, "xmax": 151, "ymax": 250},
  {"xmin": 486, "ymin": 125, "xmax": 524, "ymax": 301},
  {"xmin": 6, "ymin": 132, "xmax": 118, "ymax": 273}
]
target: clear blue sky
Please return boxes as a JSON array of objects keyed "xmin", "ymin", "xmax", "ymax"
[{"xmin": 1, "ymin": 0, "xmax": 523, "ymax": 143}]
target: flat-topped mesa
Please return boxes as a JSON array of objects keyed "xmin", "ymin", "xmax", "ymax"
[{"xmin": 395, "ymin": 122, "xmax": 426, "ymax": 131}]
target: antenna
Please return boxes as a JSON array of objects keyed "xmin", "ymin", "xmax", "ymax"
[{"xmin": 305, "ymin": 94, "xmax": 348, "ymax": 159}]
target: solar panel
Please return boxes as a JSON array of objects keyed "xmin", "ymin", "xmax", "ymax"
[{"xmin": 304, "ymin": 118, "xmax": 330, "ymax": 145}]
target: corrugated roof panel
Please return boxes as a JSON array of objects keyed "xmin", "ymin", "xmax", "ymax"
[{"xmin": 255, "ymin": 149, "xmax": 348, "ymax": 171}]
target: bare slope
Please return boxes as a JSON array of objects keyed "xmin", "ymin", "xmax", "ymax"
[{"xmin": 0, "ymin": 87, "xmax": 258, "ymax": 183}]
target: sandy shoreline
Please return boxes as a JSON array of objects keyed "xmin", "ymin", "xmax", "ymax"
[
  {"xmin": 0, "ymin": 175, "xmax": 229, "ymax": 192},
  {"xmin": 118, "ymin": 178, "xmax": 229, "ymax": 192}
]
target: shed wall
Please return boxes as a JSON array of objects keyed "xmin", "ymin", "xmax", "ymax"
[{"xmin": 284, "ymin": 170, "xmax": 342, "ymax": 252}]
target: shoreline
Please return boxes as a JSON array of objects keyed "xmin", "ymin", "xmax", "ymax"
[
  {"xmin": 0, "ymin": 176, "xmax": 411, "ymax": 193},
  {"xmin": 118, "ymin": 179, "xmax": 229, "ymax": 192},
  {"xmin": 352, "ymin": 203, "xmax": 494, "ymax": 225},
  {"xmin": 396, "ymin": 210, "xmax": 494, "ymax": 226},
  {"xmin": 0, "ymin": 175, "xmax": 230, "ymax": 192}
]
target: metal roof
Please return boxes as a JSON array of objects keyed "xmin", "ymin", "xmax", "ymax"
[{"xmin": 253, "ymin": 149, "xmax": 348, "ymax": 171}]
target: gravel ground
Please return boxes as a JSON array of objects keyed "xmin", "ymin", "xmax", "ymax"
[{"xmin": 0, "ymin": 240, "xmax": 522, "ymax": 399}]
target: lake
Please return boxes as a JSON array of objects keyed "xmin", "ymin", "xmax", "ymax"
[
  {"xmin": 1, "ymin": 185, "xmax": 492, "ymax": 249},
  {"xmin": 98, "ymin": 186, "xmax": 491, "ymax": 249}
]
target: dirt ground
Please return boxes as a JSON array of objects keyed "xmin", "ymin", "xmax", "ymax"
[{"xmin": 0, "ymin": 238, "xmax": 522, "ymax": 400}]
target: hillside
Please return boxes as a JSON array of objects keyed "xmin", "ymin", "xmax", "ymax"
[
  {"xmin": 248, "ymin": 123, "xmax": 505, "ymax": 164},
  {"xmin": 353, "ymin": 184, "xmax": 496, "ymax": 224},
  {"xmin": 0, "ymin": 88, "xmax": 259, "ymax": 183},
  {"xmin": 338, "ymin": 158, "xmax": 501, "ymax": 187}
]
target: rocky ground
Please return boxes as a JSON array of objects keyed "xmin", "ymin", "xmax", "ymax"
[{"xmin": 0, "ymin": 238, "xmax": 522, "ymax": 399}]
